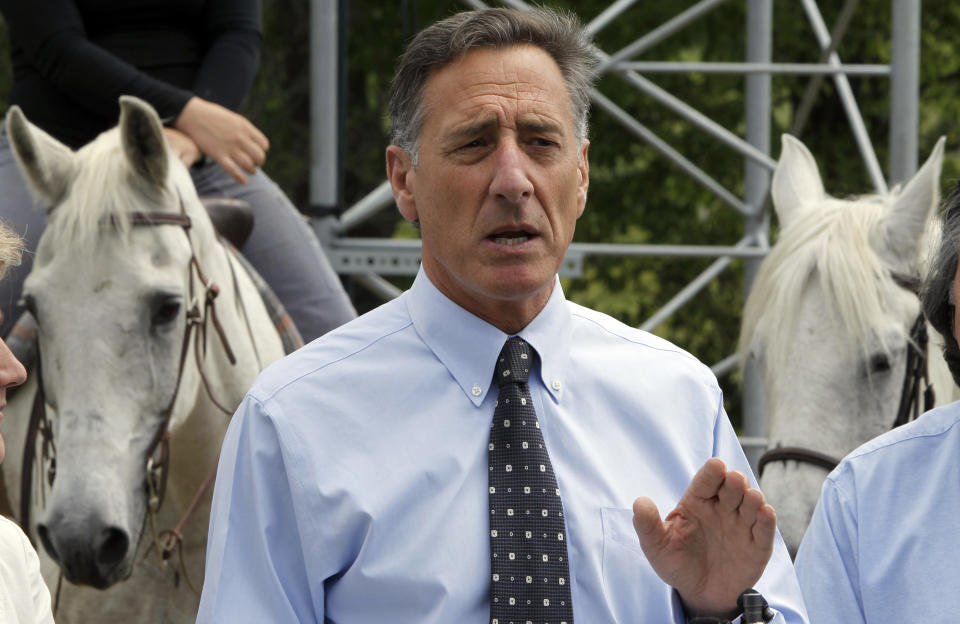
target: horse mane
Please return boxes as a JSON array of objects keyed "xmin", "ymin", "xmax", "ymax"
[
  {"xmin": 42, "ymin": 128, "xmax": 176, "ymax": 252},
  {"xmin": 740, "ymin": 192, "xmax": 919, "ymax": 389}
]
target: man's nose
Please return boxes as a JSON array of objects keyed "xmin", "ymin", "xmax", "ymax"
[
  {"xmin": 489, "ymin": 141, "xmax": 534, "ymax": 204},
  {"xmin": 0, "ymin": 338, "xmax": 27, "ymax": 390}
]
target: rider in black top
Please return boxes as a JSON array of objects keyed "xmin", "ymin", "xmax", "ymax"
[
  {"xmin": 4, "ymin": 0, "xmax": 259, "ymax": 149},
  {"xmin": 0, "ymin": 0, "xmax": 356, "ymax": 341}
]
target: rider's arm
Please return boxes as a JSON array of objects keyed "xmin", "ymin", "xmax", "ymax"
[
  {"xmin": 177, "ymin": 0, "xmax": 269, "ymax": 182},
  {"xmin": 192, "ymin": 0, "xmax": 261, "ymax": 111}
]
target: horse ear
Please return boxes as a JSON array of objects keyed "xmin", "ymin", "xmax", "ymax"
[
  {"xmin": 5, "ymin": 105, "xmax": 78, "ymax": 209},
  {"xmin": 771, "ymin": 134, "xmax": 826, "ymax": 230},
  {"xmin": 884, "ymin": 136, "xmax": 946, "ymax": 267},
  {"xmin": 119, "ymin": 95, "xmax": 168, "ymax": 188}
]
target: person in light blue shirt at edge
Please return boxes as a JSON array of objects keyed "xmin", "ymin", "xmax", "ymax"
[
  {"xmin": 196, "ymin": 7, "xmax": 809, "ymax": 623},
  {"xmin": 794, "ymin": 181, "xmax": 960, "ymax": 622}
]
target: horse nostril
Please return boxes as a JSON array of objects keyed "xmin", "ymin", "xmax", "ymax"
[
  {"xmin": 36, "ymin": 522, "xmax": 60, "ymax": 564},
  {"xmin": 95, "ymin": 527, "xmax": 129, "ymax": 569}
]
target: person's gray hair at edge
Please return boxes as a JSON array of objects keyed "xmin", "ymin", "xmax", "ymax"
[
  {"xmin": 388, "ymin": 6, "xmax": 598, "ymax": 168},
  {"xmin": 922, "ymin": 180, "xmax": 960, "ymax": 385}
]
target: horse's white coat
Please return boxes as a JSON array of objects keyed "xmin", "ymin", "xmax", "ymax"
[
  {"xmin": 740, "ymin": 134, "xmax": 955, "ymax": 555},
  {"xmin": 0, "ymin": 97, "xmax": 286, "ymax": 622}
]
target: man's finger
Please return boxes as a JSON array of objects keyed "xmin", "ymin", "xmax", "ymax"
[
  {"xmin": 685, "ymin": 457, "xmax": 727, "ymax": 501},
  {"xmin": 716, "ymin": 469, "xmax": 748, "ymax": 513},
  {"xmin": 752, "ymin": 503, "xmax": 777, "ymax": 546},
  {"xmin": 737, "ymin": 488, "xmax": 765, "ymax": 525}
]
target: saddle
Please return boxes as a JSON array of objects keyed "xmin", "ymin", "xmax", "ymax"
[{"xmin": 200, "ymin": 195, "xmax": 255, "ymax": 250}]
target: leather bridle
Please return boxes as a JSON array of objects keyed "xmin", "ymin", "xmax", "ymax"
[
  {"xmin": 758, "ymin": 270, "xmax": 935, "ymax": 478},
  {"xmin": 20, "ymin": 193, "xmax": 237, "ymax": 595}
]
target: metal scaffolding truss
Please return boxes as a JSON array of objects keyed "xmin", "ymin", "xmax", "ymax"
[{"xmin": 308, "ymin": 0, "xmax": 920, "ymax": 465}]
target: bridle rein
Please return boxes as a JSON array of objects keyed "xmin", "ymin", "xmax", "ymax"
[
  {"xmin": 20, "ymin": 194, "xmax": 238, "ymax": 596},
  {"xmin": 757, "ymin": 270, "xmax": 935, "ymax": 478}
]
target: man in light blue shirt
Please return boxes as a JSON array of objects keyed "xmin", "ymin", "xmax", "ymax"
[
  {"xmin": 794, "ymin": 182, "xmax": 960, "ymax": 621},
  {"xmin": 198, "ymin": 7, "xmax": 808, "ymax": 623}
]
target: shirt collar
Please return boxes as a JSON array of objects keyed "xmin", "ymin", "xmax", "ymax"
[{"xmin": 406, "ymin": 269, "xmax": 572, "ymax": 407}]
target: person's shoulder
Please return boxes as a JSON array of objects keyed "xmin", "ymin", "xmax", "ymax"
[
  {"xmin": 566, "ymin": 300, "xmax": 717, "ymax": 385},
  {"xmin": 249, "ymin": 296, "xmax": 417, "ymax": 402},
  {"xmin": 0, "ymin": 515, "xmax": 31, "ymax": 556},
  {"xmin": 848, "ymin": 401, "xmax": 960, "ymax": 460},
  {"xmin": 829, "ymin": 400, "xmax": 960, "ymax": 489}
]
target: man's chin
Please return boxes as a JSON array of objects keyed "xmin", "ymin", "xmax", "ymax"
[{"xmin": 486, "ymin": 269, "xmax": 557, "ymax": 301}]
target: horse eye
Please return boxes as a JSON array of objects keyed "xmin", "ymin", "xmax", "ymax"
[
  {"xmin": 151, "ymin": 297, "xmax": 182, "ymax": 327},
  {"xmin": 868, "ymin": 352, "xmax": 892, "ymax": 374}
]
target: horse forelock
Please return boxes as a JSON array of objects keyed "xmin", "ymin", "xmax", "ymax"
[
  {"xmin": 43, "ymin": 128, "xmax": 177, "ymax": 253},
  {"xmin": 741, "ymin": 194, "xmax": 918, "ymax": 394}
]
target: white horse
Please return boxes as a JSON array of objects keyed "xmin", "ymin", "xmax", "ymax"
[
  {"xmin": 0, "ymin": 96, "xmax": 288, "ymax": 622},
  {"xmin": 740, "ymin": 134, "xmax": 957, "ymax": 556}
]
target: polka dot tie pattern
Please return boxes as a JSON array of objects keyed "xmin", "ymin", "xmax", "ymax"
[{"xmin": 488, "ymin": 337, "xmax": 574, "ymax": 624}]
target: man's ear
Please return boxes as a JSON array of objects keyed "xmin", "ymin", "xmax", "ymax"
[
  {"xmin": 386, "ymin": 145, "xmax": 418, "ymax": 223},
  {"xmin": 576, "ymin": 140, "xmax": 589, "ymax": 218}
]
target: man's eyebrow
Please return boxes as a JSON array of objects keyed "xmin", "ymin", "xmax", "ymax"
[
  {"xmin": 443, "ymin": 118, "xmax": 565, "ymax": 144},
  {"xmin": 444, "ymin": 118, "xmax": 498, "ymax": 143},
  {"xmin": 517, "ymin": 119, "xmax": 563, "ymax": 135}
]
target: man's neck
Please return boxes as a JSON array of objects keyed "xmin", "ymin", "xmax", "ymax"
[{"xmin": 425, "ymin": 274, "xmax": 555, "ymax": 335}]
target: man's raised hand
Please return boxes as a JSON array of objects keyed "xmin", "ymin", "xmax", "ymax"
[{"xmin": 632, "ymin": 457, "xmax": 776, "ymax": 619}]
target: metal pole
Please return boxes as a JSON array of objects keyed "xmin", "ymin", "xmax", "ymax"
[
  {"xmin": 309, "ymin": 0, "xmax": 340, "ymax": 246},
  {"xmin": 639, "ymin": 235, "xmax": 758, "ymax": 332},
  {"xmin": 596, "ymin": 0, "xmax": 730, "ymax": 73},
  {"xmin": 610, "ymin": 65, "xmax": 778, "ymax": 171},
  {"xmin": 800, "ymin": 0, "xmax": 887, "ymax": 193},
  {"xmin": 743, "ymin": 0, "xmax": 772, "ymax": 472},
  {"xmin": 889, "ymin": 0, "xmax": 920, "ymax": 184},
  {"xmin": 590, "ymin": 91, "xmax": 752, "ymax": 215},
  {"xmin": 334, "ymin": 181, "xmax": 395, "ymax": 234},
  {"xmin": 616, "ymin": 61, "xmax": 888, "ymax": 75},
  {"xmin": 790, "ymin": 0, "xmax": 860, "ymax": 139},
  {"xmin": 584, "ymin": 0, "xmax": 642, "ymax": 36}
]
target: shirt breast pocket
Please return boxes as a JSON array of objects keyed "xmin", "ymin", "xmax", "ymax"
[
  {"xmin": 600, "ymin": 506, "xmax": 674, "ymax": 622},
  {"xmin": 601, "ymin": 506, "xmax": 646, "ymax": 574}
]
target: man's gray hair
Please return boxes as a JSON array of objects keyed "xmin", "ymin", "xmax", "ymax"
[
  {"xmin": 922, "ymin": 181, "xmax": 960, "ymax": 385},
  {"xmin": 389, "ymin": 7, "xmax": 597, "ymax": 165}
]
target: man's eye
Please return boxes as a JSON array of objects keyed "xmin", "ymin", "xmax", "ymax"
[
  {"xmin": 531, "ymin": 138, "xmax": 557, "ymax": 148},
  {"xmin": 460, "ymin": 139, "xmax": 484, "ymax": 149}
]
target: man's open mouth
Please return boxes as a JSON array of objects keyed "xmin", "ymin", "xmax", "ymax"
[{"xmin": 489, "ymin": 230, "xmax": 535, "ymax": 245}]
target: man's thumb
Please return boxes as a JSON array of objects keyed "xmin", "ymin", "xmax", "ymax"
[{"xmin": 632, "ymin": 496, "xmax": 665, "ymax": 550}]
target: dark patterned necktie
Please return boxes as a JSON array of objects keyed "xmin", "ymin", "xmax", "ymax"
[{"xmin": 488, "ymin": 337, "xmax": 574, "ymax": 624}]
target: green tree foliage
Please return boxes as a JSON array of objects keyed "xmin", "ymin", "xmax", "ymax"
[{"xmin": 0, "ymin": 1, "xmax": 955, "ymax": 427}]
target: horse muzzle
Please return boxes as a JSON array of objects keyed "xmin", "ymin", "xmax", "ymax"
[{"xmin": 38, "ymin": 507, "xmax": 138, "ymax": 589}]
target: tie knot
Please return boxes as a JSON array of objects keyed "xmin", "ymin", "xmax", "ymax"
[{"xmin": 495, "ymin": 337, "xmax": 533, "ymax": 386}]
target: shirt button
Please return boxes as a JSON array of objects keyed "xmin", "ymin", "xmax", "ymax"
[
  {"xmin": 552, "ymin": 380, "xmax": 562, "ymax": 391},
  {"xmin": 472, "ymin": 385, "xmax": 482, "ymax": 396}
]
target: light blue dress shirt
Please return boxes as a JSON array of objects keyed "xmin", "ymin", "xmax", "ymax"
[
  {"xmin": 197, "ymin": 270, "xmax": 808, "ymax": 623},
  {"xmin": 795, "ymin": 400, "xmax": 960, "ymax": 622}
]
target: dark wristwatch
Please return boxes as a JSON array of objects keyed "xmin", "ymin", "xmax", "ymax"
[{"xmin": 688, "ymin": 589, "xmax": 775, "ymax": 624}]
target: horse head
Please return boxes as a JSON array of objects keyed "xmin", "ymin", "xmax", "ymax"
[
  {"xmin": 740, "ymin": 134, "xmax": 949, "ymax": 555},
  {"xmin": 6, "ymin": 96, "xmax": 279, "ymax": 594}
]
